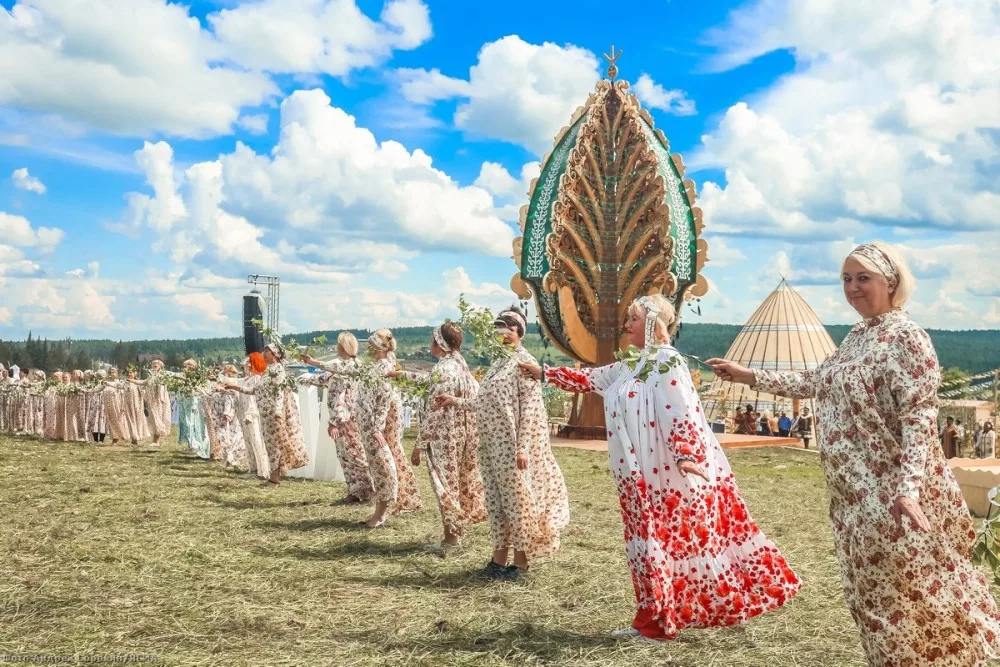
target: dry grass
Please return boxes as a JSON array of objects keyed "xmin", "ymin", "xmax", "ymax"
[{"xmin": 0, "ymin": 433, "xmax": 869, "ymax": 666}]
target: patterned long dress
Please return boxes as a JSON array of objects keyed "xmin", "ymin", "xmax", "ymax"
[
  {"xmin": 243, "ymin": 364, "xmax": 309, "ymax": 477},
  {"xmin": 208, "ymin": 389, "xmax": 246, "ymax": 467},
  {"xmin": 85, "ymin": 385, "xmax": 108, "ymax": 438},
  {"xmin": 64, "ymin": 390, "xmax": 84, "ymax": 442},
  {"xmin": 235, "ymin": 392, "xmax": 270, "ymax": 478},
  {"xmin": 545, "ymin": 345, "xmax": 801, "ymax": 639},
  {"xmin": 310, "ymin": 358, "xmax": 373, "ymax": 501},
  {"xmin": 355, "ymin": 358, "xmax": 421, "ymax": 513},
  {"xmin": 103, "ymin": 381, "xmax": 131, "ymax": 442},
  {"xmin": 124, "ymin": 382, "xmax": 150, "ymax": 442},
  {"xmin": 43, "ymin": 388, "xmax": 58, "ymax": 440},
  {"xmin": 32, "ymin": 385, "xmax": 45, "ymax": 438},
  {"xmin": 178, "ymin": 393, "xmax": 211, "ymax": 458},
  {"xmin": 137, "ymin": 373, "xmax": 172, "ymax": 437},
  {"xmin": 409, "ymin": 354, "xmax": 486, "ymax": 539},
  {"xmin": 753, "ymin": 309, "xmax": 1000, "ymax": 666},
  {"xmin": 456, "ymin": 346, "xmax": 569, "ymax": 559}
]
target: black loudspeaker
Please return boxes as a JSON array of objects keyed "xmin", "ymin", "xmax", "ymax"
[{"xmin": 243, "ymin": 291, "xmax": 266, "ymax": 355}]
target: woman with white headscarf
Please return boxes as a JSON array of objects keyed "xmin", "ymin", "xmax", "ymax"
[
  {"xmin": 520, "ymin": 294, "xmax": 799, "ymax": 639},
  {"xmin": 438, "ymin": 306, "xmax": 569, "ymax": 581},
  {"xmin": 393, "ymin": 321, "xmax": 485, "ymax": 548},
  {"xmin": 709, "ymin": 242, "xmax": 1000, "ymax": 665}
]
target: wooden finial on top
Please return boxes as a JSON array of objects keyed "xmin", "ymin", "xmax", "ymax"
[{"xmin": 603, "ymin": 45, "xmax": 623, "ymax": 80}]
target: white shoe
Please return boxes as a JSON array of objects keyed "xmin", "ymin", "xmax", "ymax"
[{"xmin": 610, "ymin": 627, "xmax": 642, "ymax": 639}]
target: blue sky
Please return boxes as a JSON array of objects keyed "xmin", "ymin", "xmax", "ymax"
[{"xmin": 1, "ymin": 0, "xmax": 998, "ymax": 340}]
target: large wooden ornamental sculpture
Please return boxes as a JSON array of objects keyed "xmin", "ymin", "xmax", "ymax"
[{"xmin": 510, "ymin": 47, "xmax": 709, "ymax": 437}]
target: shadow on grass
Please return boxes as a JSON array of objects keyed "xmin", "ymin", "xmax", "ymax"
[
  {"xmin": 253, "ymin": 517, "xmax": 368, "ymax": 532},
  {"xmin": 337, "ymin": 567, "xmax": 495, "ymax": 591},
  {"xmin": 343, "ymin": 622, "xmax": 616, "ymax": 657},
  {"xmin": 201, "ymin": 493, "xmax": 328, "ymax": 510},
  {"xmin": 252, "ymin": 539, "xmax": 432, "ymax": 561}
]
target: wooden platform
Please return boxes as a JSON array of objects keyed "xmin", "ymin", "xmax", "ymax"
[{"xmin": 551, "ymin": 433, "xmax": 804, "ymax": 452}]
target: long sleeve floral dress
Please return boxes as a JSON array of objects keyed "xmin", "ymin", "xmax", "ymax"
[
  {"xmin": 84, "ymin": 384, "xmax": 107, "ymax": 438},
  {"xmin": 242, "ymin": 364, "xmax": 309, "ymax": 477},
  {"xmin": 309, "ymin": 358, "xmax": 373, "ymax": 502},
  {"xmin": 545, "ymin": 345, "xmax": 800, "ymax": 639},
  {"xmin": 354, "ymin": 358, "xmax": 421, "ymax": 513},
  {"xmin": 136, "ymin": 373, "xmax": 172, "ymax": 438},
  {"xmin": 456, "ymin": 346, "xmax": 569, "ymax": 560},
  {"xmin": 207, "ymin": 388, "xmax": 246, "ymax": 467},
  {"xmin": 752, "ymin": 309, "xmax": 1000, "ymax": 666},
  {"xmin": 102, "ymin": 381, "xmax": 131, "ymax": 443},
  {"xmin": 124, "ymin": 382, "xmax": 150, "ymax": 443},
  {"xmin": 408, "ymin": 353, "xmax": 486, "ymax": 539},
  {"xmin": 178, "ymin": 391, "xmax": 211, "ymax": 459},
  {"xmin": 235, "ymin": 391, "xmax": 270, "ymax": 478}
]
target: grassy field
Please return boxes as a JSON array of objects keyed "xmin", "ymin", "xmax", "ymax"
[{"xmin": 0, "ymin": 434, "xmax": 871, "ymax": 667}]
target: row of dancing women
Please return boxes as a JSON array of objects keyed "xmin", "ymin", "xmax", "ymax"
[
  {"xmin": 0, "ymin": 366, "xmax": 168, "ymax": 445},
  {"xmin": 2, "ymin": 241, "xmax": 998, "ymax": 664}
]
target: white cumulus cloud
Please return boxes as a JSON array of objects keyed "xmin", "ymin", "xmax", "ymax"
[{"xmin": 632, "ymin": 74, "xmax": 696, "ymax": 116}]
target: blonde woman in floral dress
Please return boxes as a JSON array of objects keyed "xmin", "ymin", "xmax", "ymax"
[
  {"xmin": 438, "ymin": 307, "xmax": 569, "ymax": 581},
  {"xmin": 83, "ymin": 370, "xmax": 108, "ymax": 442},
  {"xmin": 130, "ymin": 360, "xmax": 172, "ymax": 445},
  {"xmin": 225, "ymin": 344, "xmax": 308, "ymax": 486},
  {"xmin": 301, "ymin": 332, "xmax": 374, "ymax": 504},
  {"xmin": 326, "ymin": 330, "xmax": 421, "ymax": 527},
  {"xmin": 124, "ymin": 368, "xmax": 151, "ymax": 444},
  {"xmin": 710, "ymin": 242, "xmax": 1000, "ymax": 666},
  {"xmin": 212, "ymin": 365, "xmax": 247, "ymax": 468},
  {"xmin": 395, "ymin": 322, "xmax": 485, "ymax": 547},
  {"xmin": 521, "ymin": 295, "xmax": 800, "ymax": 640}
]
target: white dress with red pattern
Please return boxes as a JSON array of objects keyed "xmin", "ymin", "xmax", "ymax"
[{"xmin": 545, "ymin": 344, "xmax": 800, "ymax": 639}]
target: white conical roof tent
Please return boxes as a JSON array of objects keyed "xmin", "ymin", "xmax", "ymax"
[{"xmin": 705, "ymin": 278, "xmax": 837, "ymax": 421}]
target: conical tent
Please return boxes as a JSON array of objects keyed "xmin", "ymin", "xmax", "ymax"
[{"xmin": 704, "ymin": 278, "xmax": 837, "ymax": 424}]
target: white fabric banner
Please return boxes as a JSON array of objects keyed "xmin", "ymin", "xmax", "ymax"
[
  {"xmin": 314, "ymin": 389, "xmax": 345, "ymax": 482},
  {"xmin": 288, "ymin": 386, "xmax": 319, "ymax": 479}
]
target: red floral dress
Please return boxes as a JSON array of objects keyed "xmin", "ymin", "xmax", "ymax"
[
  {"xmin": 754, "ymin": 309, "xmax": 1000, "ymax": 666},
  {"xmin": 545, "ymin": 344, "xmax": 800, "ymax": 639}
]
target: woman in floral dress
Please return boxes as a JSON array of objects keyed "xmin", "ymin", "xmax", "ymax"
[
  {"xmin": 210, "ymin": 365, "xmax": 247, "ymax": 468},
  {"xmin": 130, "ymin": 360, "xmax": 172, "ymax": 445},
  {"xmin": 83, "ymin": 370, "xmax": 108, "ymax": 442},
  {"xmin": 710, "ymin": 242, "xmax": 1000, "ymax": 666},
  {"xmin": 301, "ymin": 332, "xmax": 374, "ymax": 503},
  {"xmin": 521, "ymin": 294, "xmax": 800, "ymax": 639},
  {"xmin": 396, "ymin": 322, "xmax": 485, "ymax": 547},
  {"xmin": 177, "ymin": 360, "xmax": 211, "ymax": 459},
  {"xmin": 438, "ymin": 307, "xmax": 569, "ymax": 580},
  {"xmin": 235, "ymin": 354, "xmax": 270, "ymax": 479},
  {"xmin": 100, "ymin": 368, "xmax": 133, "ymax": 446},
  {"xmin": 342, "ymin": 330, "xmax": 421, "ymax": 527},
  {"xmin": 124, "ymin": 368, "xmax": 151, "ymax": 444},
  {"xmin": 225, "ymin": 345, "xmax": 308, "ymax": 486}
]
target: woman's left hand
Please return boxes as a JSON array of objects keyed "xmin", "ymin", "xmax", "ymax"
[
  {"xmin": 890, "ymin": 496, "xmax": 931, "ymax": 532},
  {"xmin": 677, "ymin": 460, "xmax": 710, "ymax": 481}
]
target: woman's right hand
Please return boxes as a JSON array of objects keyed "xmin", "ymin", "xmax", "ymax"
[
  {"xmin": 435, "ymin": 394, "xmax": 457, "ymax": 408},
  {"xmin": 705, "ymin": 359, "xmax": 756, "ymax": 386},
  {"xmin": 517, "ymin": 361, "xmax": 542, "ymax": 381}
]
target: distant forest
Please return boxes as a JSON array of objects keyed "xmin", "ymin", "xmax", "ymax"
[{"xmin": 1, "ymin": 323, "xmax": 997, "ymax": 376}]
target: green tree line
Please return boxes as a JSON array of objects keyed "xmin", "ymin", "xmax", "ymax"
[{"xmin": 1, "ymin": 323, "xmax": 997, "ymax": 375}]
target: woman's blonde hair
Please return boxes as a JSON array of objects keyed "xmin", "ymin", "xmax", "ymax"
[
  {"xmin": 370, "ymin": 329, "xmax": 397, "ymax": 353},
  {"xmin": 628, "ymin": 294, "xmax": 677, "ymax": 344},
  {"xmin": 222, "ymin": 364, "xmax": 238, "ymax": 377},
  {"xmin": 182, "ymin": 359, "xmax": 198, "ymax": 370},
  {"xmin": 338, "ymin": 332, "xmax": 359, "ymax": 358},
  {"xmin": 842, "ymin": 241, "xmax": 914, "ymax": 308}
]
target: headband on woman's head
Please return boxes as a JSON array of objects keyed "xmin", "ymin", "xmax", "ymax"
[
  {"xmin": 368, "ymin": 332, "xmax": 390, "ymax": 352},
  {"xmin": 432, "ymin": 324, "xmax": 451, "ymax": 353},
  {"xmin": 495, "ymin": 310, "xmax": 526, "ymax": 335},
  {"xmin": 850, "ymin": 243, "xmax": 899, "ymax": 289},
  {"xmin": 264, "ymin": 343, "xmax": 284, "ymax": 360}
]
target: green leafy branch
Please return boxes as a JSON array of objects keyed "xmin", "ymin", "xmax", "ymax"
[
  {"xmin": 614, "ymin": 345, "xmax": 682, "ymax": 383},
  {"xmin": 973, "ymin": 488, "xmax": 1000, "ymax": 586},
  {"xmin": 458, "ymin": 295, "xmax": 515, "ymax": 363}
]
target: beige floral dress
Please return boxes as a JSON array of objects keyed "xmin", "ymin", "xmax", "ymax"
[
  {"xmin": 136, "ymin": 372, "xmax": 172, "ymax": 437},
  {"xmin": 754, "ymin": 309, "xmax": 1000, "ymax": 666},
  {"xmin": 456, "ymin": 346, "xmax": 569, "ymax": 559},
  {"xmin": 124, "ymin": 382, "xmax": 150, "ymax": 442},
  {"xmin": 355, "ymin": 358, "xmax": 421, "ymax": 513},
  {"xmin": 309, "ymin": 358, "xmax": 374, "ymax": 502},
  {"xmin": 408, "ymin": 353, "xmax": 486, "ymax": 539},
  {"xmin": 243, "ymin": 364, "xmax": 309, "ymax": 477}
]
